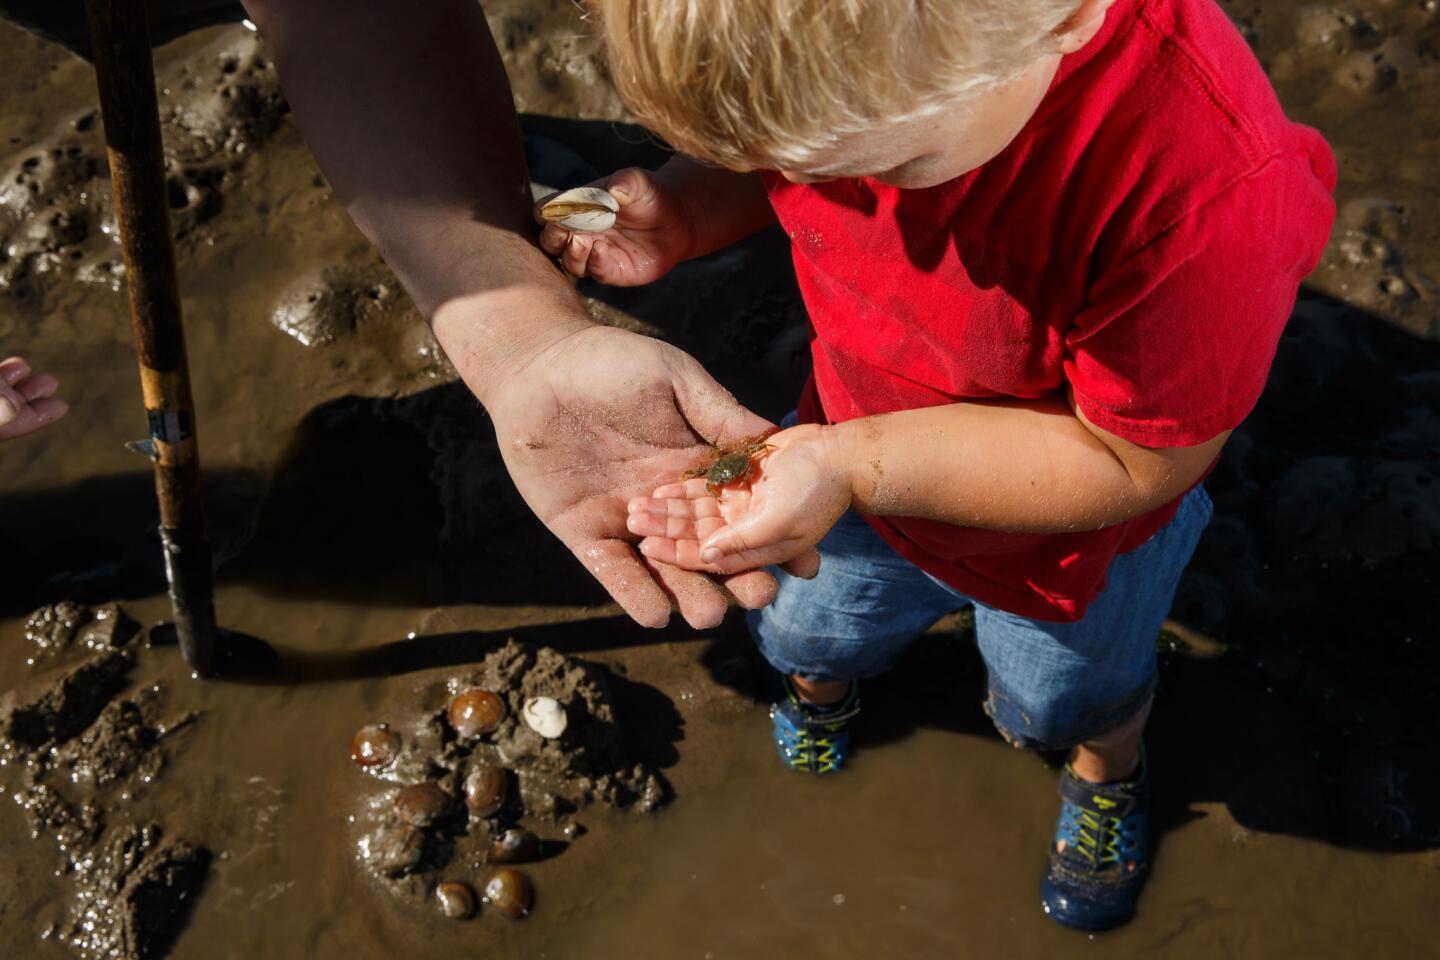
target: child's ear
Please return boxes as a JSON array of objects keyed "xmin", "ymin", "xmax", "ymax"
[{"xmin": 1054, "ymin": 0, "xmax": 1118, "ymax": 54}]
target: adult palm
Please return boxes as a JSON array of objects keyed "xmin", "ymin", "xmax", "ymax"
[{"xmin": 485, "ymin": 325, "xmax": 780, "ymax": 628}]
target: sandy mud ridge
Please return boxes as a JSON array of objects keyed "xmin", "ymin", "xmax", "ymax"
[{"xmin": 0, "ymin": 603, "xmax": 207, "ymax": 960}]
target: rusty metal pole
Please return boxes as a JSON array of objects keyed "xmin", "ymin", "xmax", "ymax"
[{"xmin": 85, "ymin": 0, "xmax": 218, "ymax": 677}]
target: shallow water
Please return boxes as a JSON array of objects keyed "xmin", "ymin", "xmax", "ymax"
[{"xmin": 4, "ymin": 588, "xmax": 1435, "ymax": 960}]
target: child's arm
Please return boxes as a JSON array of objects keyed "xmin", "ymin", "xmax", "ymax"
[
  {"xmin": 537, "ymin": 158, "xmax": 775, "ymax": 286},
  {"xmin": 627, "ymin": 392, "xmax": 1228, "ymax": 574}
]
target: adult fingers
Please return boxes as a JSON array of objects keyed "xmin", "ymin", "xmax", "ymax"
[
  {"xmin": 720, "ymin": 568, "xmax": 779, "ymax": 609},
  {"xmin": 667, "ymin": 350, "xmax": 774, "ymax": 449},
  {"xmin": 779, "ymin": 547, "xmax": 822, "ymax": 580},
  {"xmin": 641, "ymin": 557, "xmax": 728, "ymax": 630},
  {"xmin": 570, "ymin": 537, "xmax": 672, "ymax": 628}
]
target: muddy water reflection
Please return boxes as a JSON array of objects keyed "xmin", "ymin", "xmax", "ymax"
[
  {"xmin": 2, "ymin": 589, "xmax": 1437, "ymax": 959},
  {"xmin": 546, "ymin": 722, "xmax": 1439, "ymax": 959}
]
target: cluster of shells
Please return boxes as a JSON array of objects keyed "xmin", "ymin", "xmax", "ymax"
[{"xmin": 348, "ymin": 688, "xmax": 570, "ymax": 922}]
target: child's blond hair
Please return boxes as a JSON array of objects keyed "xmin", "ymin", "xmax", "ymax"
[{"xmin": 590, "ymin": 0, "xmax": 1082, "ymax": 169}]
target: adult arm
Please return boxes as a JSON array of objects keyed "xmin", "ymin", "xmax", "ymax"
[
  {"xmin": 240, "ymin": 0, "xmax": 783, "ymax": 625},
  {"xmin": 240, "ymin": 0, "xmax": 583, "ymax": 394}
]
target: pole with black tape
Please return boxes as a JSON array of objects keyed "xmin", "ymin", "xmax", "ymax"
[{"xmin": 84, "ymin": 0, "xmax": 218, "ymax": 677}]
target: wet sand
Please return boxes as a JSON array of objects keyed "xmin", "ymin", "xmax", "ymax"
[{"xmin": 2, "ymin": 2, "xmax": 1438, "ymax": 958}]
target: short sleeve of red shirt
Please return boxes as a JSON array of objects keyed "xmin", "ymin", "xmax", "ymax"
[{"xmin": 1065, "ymin": 154, "xmax": 1338, "ymax": 447}]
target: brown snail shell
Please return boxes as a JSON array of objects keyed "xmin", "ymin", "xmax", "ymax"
[
  {"xmin": 448, "ymin": 688, "xmax": 507, "ymax": 739},
  {"xmin": 349, "ymin": 723, "xmax": 400, "ymax": 768},
  {"xmin": 483, "ymin": 868, "xmax": 533, "ymax": 919},
  {"xmin": 435, "ymin": 881, "xmax": 477, "ymax": 920},
  {"xmin": 488, "ymin": 827, "xmax": 540, "ymax": 864},
  {"xmin": 393, "ymin": 782, "xmax": 457, "ymax": 827},
  {"xmin": 463, "ymin": 764, "xmax": 509, "ymax": 817}
]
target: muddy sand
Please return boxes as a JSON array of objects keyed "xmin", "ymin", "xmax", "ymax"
[{"xmin": 1, "ymin": 1, "xmax": 1437, "ymax": 958}]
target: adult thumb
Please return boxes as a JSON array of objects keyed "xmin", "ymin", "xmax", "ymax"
[{"xmin": 668, "ymin": 348, "xmax": 774, "ymax": 448}]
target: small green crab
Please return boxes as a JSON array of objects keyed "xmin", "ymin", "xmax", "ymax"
[{"xmin": 681, "ymin": 434, "xmax": 775, "ymax": 498}]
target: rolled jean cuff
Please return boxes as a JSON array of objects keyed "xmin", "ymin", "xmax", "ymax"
[
  {"xmin": 744, "ymin": 607, "xmax": 908, "ymax": 683},
  {"xmin": 983, "ymin": 670, "xmax": 1158, "ymax": 752}
]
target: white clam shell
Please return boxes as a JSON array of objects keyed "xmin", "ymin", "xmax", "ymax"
[
  {"xmin": 539, "ymin": 186, "xmax": 618, "ymax": 233},
  {"xmin": 521, "ymin": 696, "xmax": 568, "ymax": 739}
]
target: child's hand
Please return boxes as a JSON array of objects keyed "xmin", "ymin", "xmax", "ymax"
[
  {"xmin": 536, "ymin": 168, "xmax": 697, "ymax": 286},
  {"xmin": 626, "ymin": 423, "xmax": 851, "ymax": 579},
  {"xmin": 0, "ymin": 355, "xmax": 67, "ymax": 442}
]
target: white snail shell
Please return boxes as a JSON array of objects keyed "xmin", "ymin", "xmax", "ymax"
[
  {"xmin": 539, "ymin": 187, "xmax": 618, "ymax": 233},
  {"xmin": 522, "ymin": 696, "xmax": 568, "ymax": 739}
]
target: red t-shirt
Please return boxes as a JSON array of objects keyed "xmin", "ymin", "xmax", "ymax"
[{"xmin": 764, "ymin": 0, "xmax": 1336, "ymax": 622}]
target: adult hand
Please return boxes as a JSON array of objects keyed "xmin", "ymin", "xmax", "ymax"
[
  {"xmin": 484, "ymin": 324, "xmax": 783, "ymax": 628},
  {"xmin": 537, "ymin": 167, "xmax": 697, "ymax": 286},
  {"xmin": 0, "ymin": 356, "xmax": 67, "ymax": 442}
]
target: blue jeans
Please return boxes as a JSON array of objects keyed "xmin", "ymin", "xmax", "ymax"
[{"xmin": 748, "ymin": 486, "xmax": 1214, "ymax": 751}]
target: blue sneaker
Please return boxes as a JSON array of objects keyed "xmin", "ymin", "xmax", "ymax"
[
  {"xmin": 768, "ymin": 677, "xmax": 860, "ymax": 774},
  {"xmin": 1040, "ymin": 749, "xmax": 1150, "ymax": 931}
]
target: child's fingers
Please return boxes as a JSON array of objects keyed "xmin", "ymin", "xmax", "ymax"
[
  {"xmin": 17, "ymin": 372, "xmax": 58, "ymax": 401},
  {"xmin": 628, "ymin": 493, "xmax": 723, "ymax": 520},
  {"xmin": 0, "ymin": 395, "xmax": 67, "ymax": 439},
  {"xmin": 0, "ymin": 383, "xmax": 25, "ymax": 424},
  {"xmin": 558, "ymin": 232, "xmax": 597, "ymax": 278},
  {"xmin": 697, "ymin": 511, "xmax": 800, "ymax": 571},
  {"xmin": 646, "ymin": 482, "xmax": 689, "ymax": 500},
  {"xmin": 30, "ymin": 396, "xmax": 67, "ymax": 423},
  {"xmin": 584, "ymin": 237, "xmax": 625, "ymax": 285},
  {"xmin": 603, "ymin": 168, "xmax": 655, "ymax": 211},
  {"xmin": 539, "ymin": 222, "xmax": 572, "ymax": 256},
  {"xmin": 636, "ymin": 535, "xmax": 725, "ymax": 572},
  {"xmin": 649, "ymin": 477, "xmax": 725, "ymax": 501},
  {"xmin": 699, "ymin": 541, "xmax": 807, "ymax": 575},
  {"xmin": 626, "ymin": 508, "xmax": 725, "ymax": 542},
  {"xmin": 1, "ymin": 356, "xmax": 32, "ymax": 385}
]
